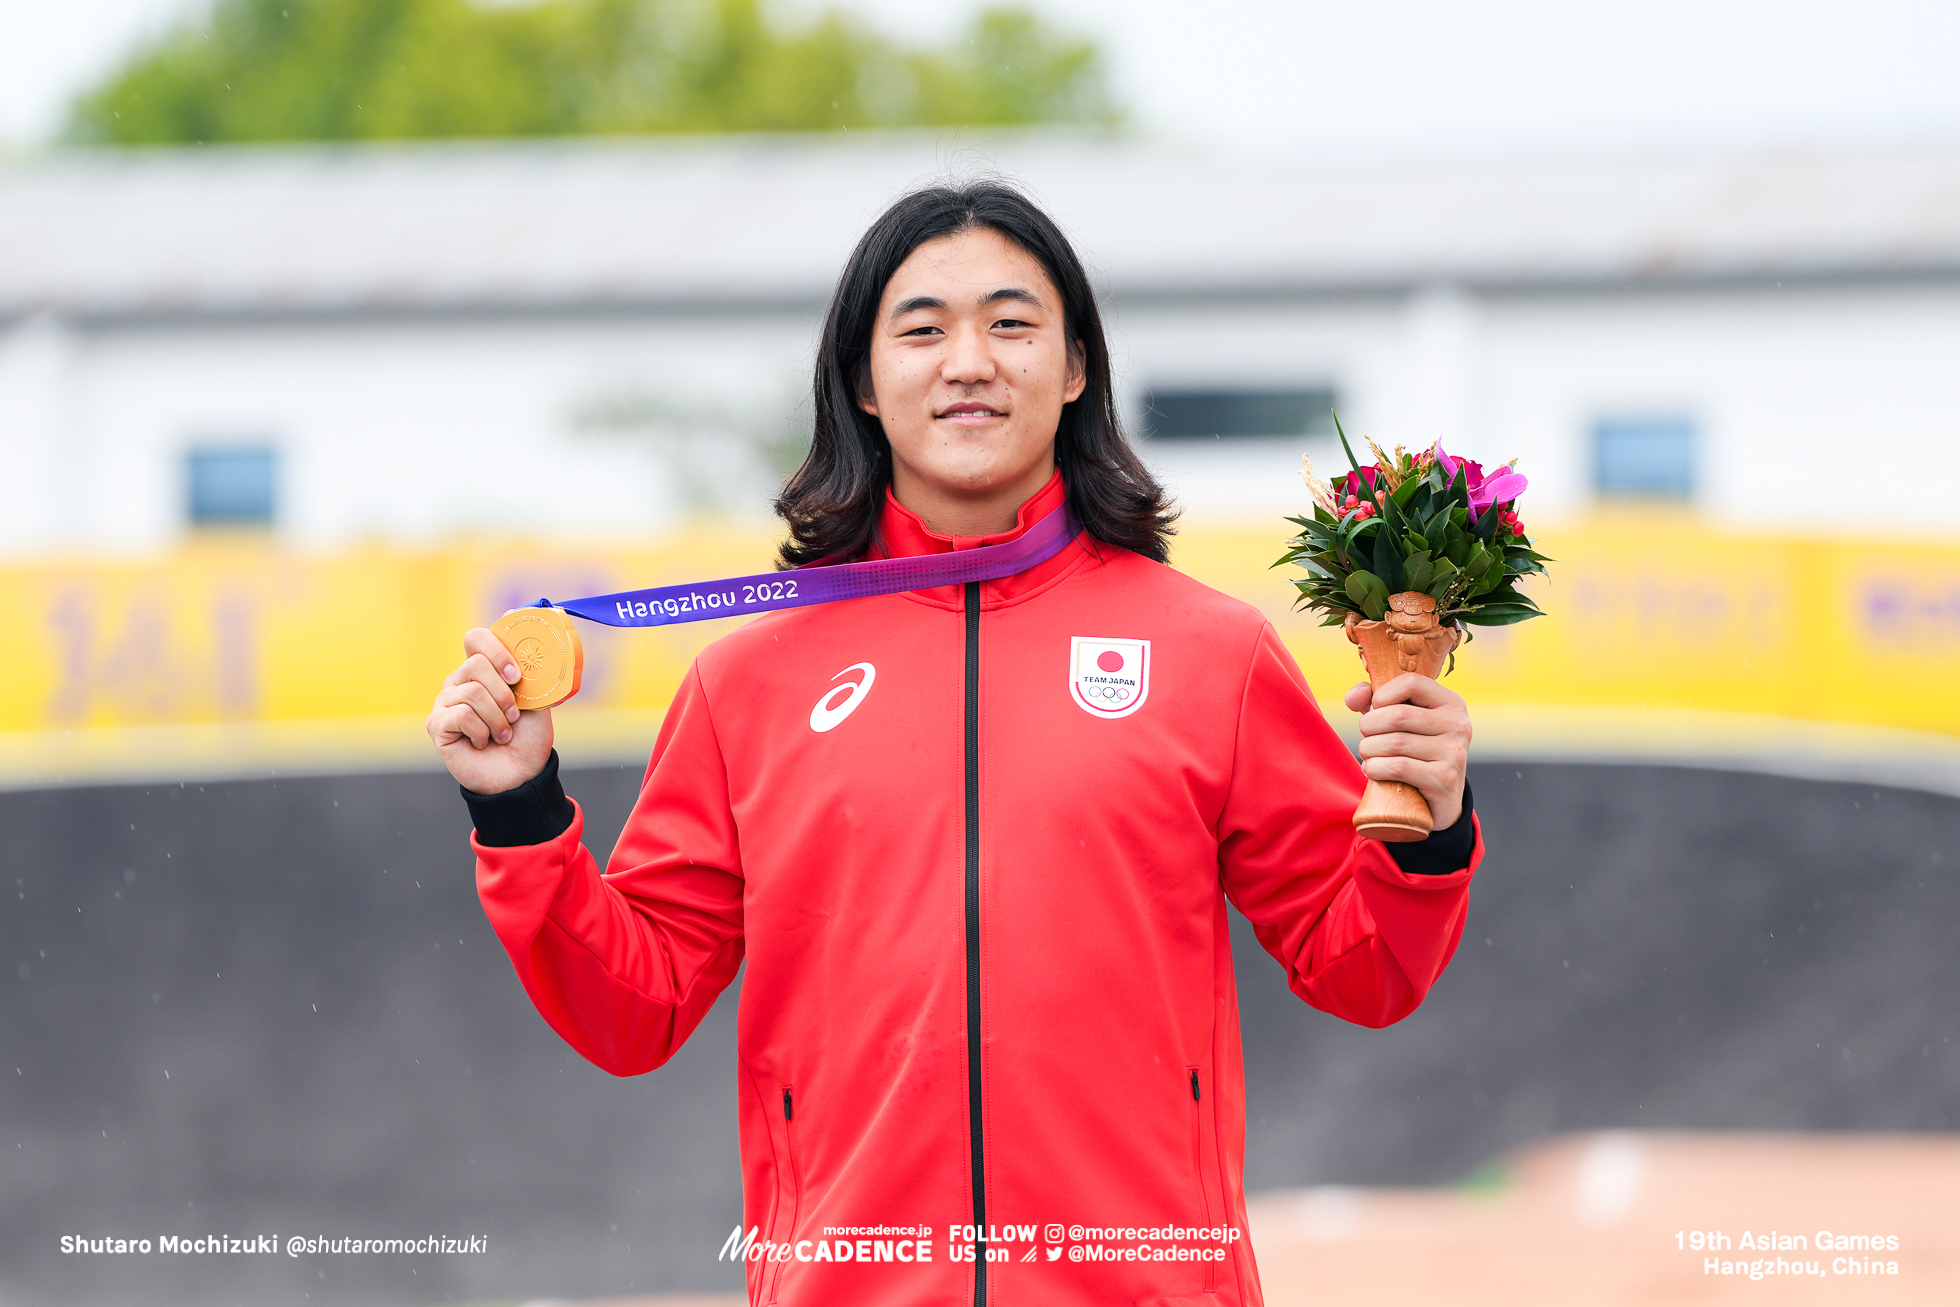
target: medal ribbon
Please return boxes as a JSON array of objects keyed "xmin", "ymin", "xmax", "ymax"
[{"xmin": 529, "ymin": 502, "xmax": 1083, "ymax": 629}]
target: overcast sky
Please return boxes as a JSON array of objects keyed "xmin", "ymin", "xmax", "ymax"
[{"xmin": 7, "ymin": 0, "xmax": 1960, "ymax": 158}]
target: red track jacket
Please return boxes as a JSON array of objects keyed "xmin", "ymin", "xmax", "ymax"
[{"xmin": 472, "ymin": 472, "xmax": 1482, "ymax": 1306}]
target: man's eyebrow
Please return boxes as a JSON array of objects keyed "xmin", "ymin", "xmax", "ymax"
[
  {"xmin": 889, "ymin": 287, "xmax": 1046, "ymax": 319},
  {"xmin": 983, "ymin": 287, "xmax": 1044, "ymax": 308}
]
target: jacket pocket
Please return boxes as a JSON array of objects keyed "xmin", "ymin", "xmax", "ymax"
[
  {"xmin": 1187, "ymin": 1068, "xmax": 1218, "ymax": 1293},
  {"xmin": 767, "ymin": 1085, "xmax": 802, "ymax": 1304}
]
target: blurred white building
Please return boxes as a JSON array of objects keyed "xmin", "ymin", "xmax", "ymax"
[{"xmin": 4, "ymin": 132, "xmax": 1960, "ymax": 555}]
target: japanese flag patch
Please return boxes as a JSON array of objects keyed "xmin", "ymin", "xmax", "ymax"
[{"xmin": 1069, "ymin": 636, "xmax": 1151, "ymax": 719}]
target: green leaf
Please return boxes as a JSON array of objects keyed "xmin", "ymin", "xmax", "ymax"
[
  {"xmin": 1333, "ymin": 411, "xmax": 1363, "ymax": 473},
  {"xmin": 1378, "ymin": 479, "xmax": 1405, "ymax": 536},
  {"xmin": 1466, "ymin": 596, "xmax": 1542, "ymax": 615},
  {"xmin": 1459, "ymin": 606, "xmax": 1544, "ymax": 627},
  {"xmin": 1370, "ymin": 519, "xmax": 1406, "ymax": 591},
  {"xmin": 1345, "ymin": 569, "xmax": 1389, "ymax": 620},
  {"xmin": 1405, "ymin": 551, "xmax": 1434, "ymax": 592},
  {"xmin": 1349, "ymin": 511, "xmax": 1388, "ymax": 548},
  {"xmin": 1445, "ymin": 462, "xmax": 1469, "ymax": 509}
]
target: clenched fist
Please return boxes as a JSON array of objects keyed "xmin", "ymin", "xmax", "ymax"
[
  {"xmin": 1343, "ymin": 672, "xmax": 1472, "ymax": 829},
  {"xmin": 427, "ymin": 626, "xmax": 554, "ymax": 795}
]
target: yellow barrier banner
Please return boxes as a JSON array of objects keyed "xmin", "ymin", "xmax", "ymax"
[{"xmin": 6, "ymin": 515, "xmax": 1960, "ymax": 784}]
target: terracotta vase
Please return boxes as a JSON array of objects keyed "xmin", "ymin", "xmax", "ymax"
[{"xmin": 1344, "ymin": 592, "xmax": 1461, "ymax": 843}]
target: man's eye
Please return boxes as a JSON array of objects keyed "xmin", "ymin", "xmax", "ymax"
[
  {"xmin": 994, "ymin": 318, "xmax": 1031, "ymax": 330},
  {"xmin": 901, "ymin": 325, "xmax": 941, "ymax": 337}
]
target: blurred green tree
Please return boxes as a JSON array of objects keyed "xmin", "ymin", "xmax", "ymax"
[{"xmin": 66, "ymin": 0, "xmax": 1118, "ymax": 144}]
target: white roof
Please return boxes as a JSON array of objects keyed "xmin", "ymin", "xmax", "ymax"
[{"xmin": 6, "ymin": 132, "xmax": 1960, "ymax": 318}]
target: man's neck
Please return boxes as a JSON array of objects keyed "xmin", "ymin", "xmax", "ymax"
[{"xmin": 889, "ymin": 456, "xmax": 1056, "ymax": 538}]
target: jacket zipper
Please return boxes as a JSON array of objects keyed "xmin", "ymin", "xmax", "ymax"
[
  {"xmin": 768, "ymin": 1086, "xmax": 799, "ymax": 1304},
  {"xmin": 1189, "ymin": 1069, "xmax": 1217, "ymax": 1293},
  {"xmin": 963, "ymin": 580, "xmax": 989, "ymax": 1306}
]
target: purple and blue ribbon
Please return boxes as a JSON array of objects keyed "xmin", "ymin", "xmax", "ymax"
[{"xmin": 530, "ymin": 504, "xmax": 1083, "ymax": 629}]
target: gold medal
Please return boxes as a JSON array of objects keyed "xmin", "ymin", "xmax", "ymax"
[{"xmin": 490, "ymin": 607, "xmax": 584, "ymax": 710}]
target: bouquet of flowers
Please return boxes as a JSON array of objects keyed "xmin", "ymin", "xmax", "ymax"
[
  {"xmin": 1280, "ymin": 418, "xmax": 1547, "ymax": 639},
  {"xmin": 1280, "ymin": 418, "xmax": 1549, "ymax": 841}
]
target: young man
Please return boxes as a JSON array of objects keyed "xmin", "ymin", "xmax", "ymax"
[{"xmin": 428, "ymin": 184, "xmax": 1480, "ymax": 1307}]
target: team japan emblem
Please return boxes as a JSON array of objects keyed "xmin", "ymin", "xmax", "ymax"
[{"xmin": 1069, "ymin": 636, "xmax": 1151, "ymax": 719}]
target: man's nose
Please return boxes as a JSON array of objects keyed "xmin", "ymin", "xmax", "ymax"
[{"xmin": 940, "ymin": 323, "xmax": 996, "ymax": 385}]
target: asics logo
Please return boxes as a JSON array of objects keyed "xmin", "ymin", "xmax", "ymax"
[{"xmin": 810, "ymin": 662, "xmax": 876, "ymax": 733}]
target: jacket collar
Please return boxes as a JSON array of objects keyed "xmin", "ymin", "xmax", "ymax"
[{"xmin": 870, "ymin": 469, "xmax": 1094, "ymax": 610}]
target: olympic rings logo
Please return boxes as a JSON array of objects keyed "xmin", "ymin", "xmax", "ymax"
[{"xmin": 1082, "ymin": 683, "xmax": 1135, "ymax": 702}]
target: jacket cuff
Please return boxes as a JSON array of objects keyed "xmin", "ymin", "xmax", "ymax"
[
  {"xmin": 1385, "ymin": 779, "xmax": 1476, "ymax": 876},
  {"xmin": 462, "ymin": 749, "xmax": 575, "ymax": 848}
]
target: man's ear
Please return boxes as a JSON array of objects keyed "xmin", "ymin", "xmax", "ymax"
[
  {"xmin": 856, "ymin": 361, "xmax": 880, "ymax": 417},
  {"xmin": 1064, "ymin": 339, "xmax": 1087, "ymax": 404}
]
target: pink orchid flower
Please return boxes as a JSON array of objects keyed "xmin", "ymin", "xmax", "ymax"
[{"xmin": 1433, "ymin": 443, "xmax": 1528, "ymax": 524}]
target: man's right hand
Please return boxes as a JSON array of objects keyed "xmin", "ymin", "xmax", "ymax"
[{"xmin": 427, "ymin": 626, "xmax": 555, "ymax": 795}]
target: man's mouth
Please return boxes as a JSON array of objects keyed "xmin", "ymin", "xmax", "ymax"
[{"xmin": 937, "ymin": 402, "xmax": 1006, "ymax": 419}]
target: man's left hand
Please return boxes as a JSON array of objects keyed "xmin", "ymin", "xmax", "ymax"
[{"xmin": 1342, "ymin": 675, "xmax": 1472, "ymax": 830}]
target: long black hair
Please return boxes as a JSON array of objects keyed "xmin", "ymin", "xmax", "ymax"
[{"xmin": 774, "ymin": 181, "xmax": 1177, "ymax": 567}]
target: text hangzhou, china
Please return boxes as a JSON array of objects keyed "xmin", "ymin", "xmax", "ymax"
[{"xmin": 1678, "ymin": 1228, "xmax": 1902, "ymax": 1278}]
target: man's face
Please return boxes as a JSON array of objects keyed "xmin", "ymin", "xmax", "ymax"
[{"xmin": 860, "ymin": 226, "xmax": 1085, "ymax": 525}]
